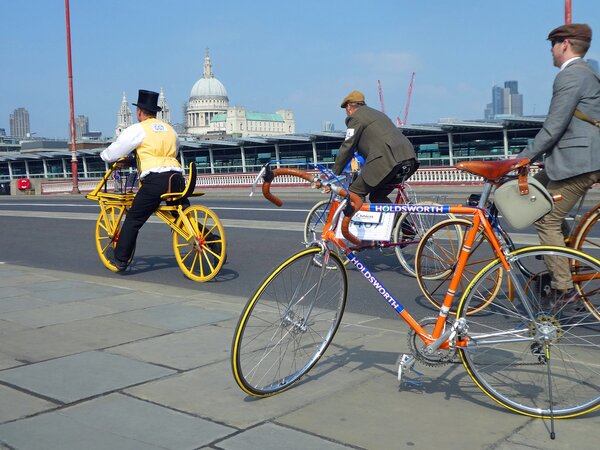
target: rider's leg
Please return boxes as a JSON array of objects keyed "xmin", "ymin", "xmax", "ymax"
[
  {"xmin": 115, "ymin": 172, "xmax": 174, "ymax": 265},
  {"xmin": 534, "ymin": 170, "xmax": 600, "ymax": 290}
]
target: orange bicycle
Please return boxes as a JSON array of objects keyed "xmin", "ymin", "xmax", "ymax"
[{"xmin": 231, "ymin": 159, "xmax": 600, "ymax": 437}]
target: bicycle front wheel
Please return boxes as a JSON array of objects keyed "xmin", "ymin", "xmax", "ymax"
[
  {"xmin": 172, "ymin": 205, "xmax": 226, "ymax": 282},
  {"xmin": 304, "ymin": 200, "xmax": 330, "ymax": 243},
  {"xmin": 458, "ymin": 246, "xmax": 600, "ymax": 418},
  {"xmin": 95, "ymin": 204, "xmax": 127, "ymax": 272},
  {"xmin": 231, "ymin": 247, "xmax": 348, "ymax": 397}
]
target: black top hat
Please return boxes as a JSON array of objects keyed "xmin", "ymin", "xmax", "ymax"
[{"xmin": 132, "ymin": 89, "xmax": 162, "ymax": 113}]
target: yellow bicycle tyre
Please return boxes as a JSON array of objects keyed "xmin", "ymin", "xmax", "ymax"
[{"xmin": 172, "ymin": 205, "xmax": 226, "ymax": 282}]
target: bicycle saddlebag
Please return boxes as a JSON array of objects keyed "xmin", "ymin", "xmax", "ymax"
[{"xmin": 494, "ymin": 176, "xmax": 553, "ymax": 230}]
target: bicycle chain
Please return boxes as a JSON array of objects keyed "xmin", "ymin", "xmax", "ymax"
[{"xmin": 407, "ymin": 317, "xmax": 458, "ymax": 366}]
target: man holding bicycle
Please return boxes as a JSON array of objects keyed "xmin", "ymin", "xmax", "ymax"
[
  {"xmin": 332, "ymin": 90, "xmax": 417, "ymax": 203},
  {"xmin": 521, "ymin": 23, "xmax": 600, "ymax": 297},
  {"xmin": 100, "ymin": 89, "xmax": 184, "ymax": 272}
]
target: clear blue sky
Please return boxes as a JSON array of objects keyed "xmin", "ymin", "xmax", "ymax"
[{"xmin": 1, "ymin": 0, "xmax": 599, "ymax": 139}]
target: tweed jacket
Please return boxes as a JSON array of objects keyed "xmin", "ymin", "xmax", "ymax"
[
  {"xmin": 521, "ymin": 59, "xmax": 600, "ymax": 181},
  {"xmin": 332, "ymin": 105, "xmax": 415, "ymax": 186}
]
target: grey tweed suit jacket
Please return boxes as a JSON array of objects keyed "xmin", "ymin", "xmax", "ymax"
[
  {"xmin": 332, "ymin": 105, "xmax": 415, "ymax": 186},
  {"xmin": 521, "ymin": 59, "xmax": 600, "ymax": 181}
]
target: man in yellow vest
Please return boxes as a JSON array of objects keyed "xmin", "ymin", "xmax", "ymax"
[{"xmin": 100, "ymin": 89, "xmax": 184, "ymax": 272}]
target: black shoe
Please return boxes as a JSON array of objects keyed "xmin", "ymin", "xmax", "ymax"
[
  {"xmin": 105, "ymin": 246, "xmax": 130, "ymax": 272},
  {"xmin": 550, "ymin": 288, "xmax": 582, "ymax": 311}
]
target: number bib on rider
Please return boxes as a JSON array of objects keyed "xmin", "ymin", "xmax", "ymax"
[{"xmin": 335, "ymin": 211, "xmax": 395, "ymax": 241}]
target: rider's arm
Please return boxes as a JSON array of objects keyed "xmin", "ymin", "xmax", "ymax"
[
  {"xmin": 332, "ymin": 117, "xmax": 364, "ymax": 175},
  {"xmin": 100, "ymin": 124, "xmax": 145, "ymax": 163},
  {"xmin": 520, "ymin": 68, "xmax": 582, "ymax": 162}
]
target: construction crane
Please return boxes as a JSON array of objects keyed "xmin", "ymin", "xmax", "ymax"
[
  {"xmin": 377, "ymin": 79, "xmax": 385, "ymax": 113},
  {"xmin": 397, "ymin": 72, "xmax": 416, "ymax": 126}
]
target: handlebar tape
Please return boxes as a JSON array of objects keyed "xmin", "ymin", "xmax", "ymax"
[{"xmin": 261, "ymin": 168, "xmax": 363, "ymax": 245}]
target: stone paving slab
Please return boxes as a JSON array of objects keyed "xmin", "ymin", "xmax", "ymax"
[
  {"xmin": 42, "ymin": 316, "xmax": 167, "ymax": 349},
  {"xmin": 0, "ymin": 295, "xmax": 53, "ymax": 314},
  {"xmin": 0, "ymin": 393, "xmax": 234, "ymax": 450},
  {"xmin": 109, "ymin": 319, "xmax": 237, "ymax": 370},
  {"xmin": 115, "ymin": 303, "xmax": 235, "ymax": 331},
  {"xmin": 1, "ymin": 301, "xmax": 116, "ymax": 327},
  {"xmin": 0, "ymin": 385, "xmax": 56, "ymax": 423},
  {"xmin": 1, "ymin": 262, "xmax": 599, "ymax": 449},
  {"xmin": 0, "ymin": 326, "xmax": 98, "ymax": 362},
  {"xmin": 218, "ymin": 422, "xmax": 353, "ymax": 450},
  {"xmin": 0, "ymin": 351, "xmax": 175, "ymax": 403}
]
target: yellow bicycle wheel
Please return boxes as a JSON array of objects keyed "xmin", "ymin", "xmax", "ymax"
[
  {"xmin": 95, "ymin": 204, "xmax": 126, "ymax": 272},
  {"xmin": 172, "ymin": 205, "xmax": 226, "ymax": 282}
]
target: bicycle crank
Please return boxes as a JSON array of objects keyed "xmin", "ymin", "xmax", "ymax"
[{"xmin": 407, "ymin": 317, "xmax": 459, "ymax": 366}]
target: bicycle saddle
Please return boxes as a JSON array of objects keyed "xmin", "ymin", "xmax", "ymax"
[{"xmin": 455, "ymin": 158, "xmax": 529, "ymax": 181}]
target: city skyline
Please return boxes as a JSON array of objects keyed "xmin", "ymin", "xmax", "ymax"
[{"xmin": 1, "ymin": 0, "xmax": 599, "ymax": 139}]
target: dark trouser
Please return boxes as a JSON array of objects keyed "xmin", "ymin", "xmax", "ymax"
[
  {"xmin": 115, "ymin": 171, "xmax": 186, "ymax": 264},
  {"xmin": 349, "ymin": 158, "xmax": 417, "ymax": 203}
]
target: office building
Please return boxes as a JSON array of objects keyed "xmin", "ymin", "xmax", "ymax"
[
  {"xmin": 9, "ymin": 108, "xmax": 30, "ymax": 138},
  {"xmin": 484, "ymin": 81, "xmax": 523, "ymax": 119},
  {"xmin": 74, "ymin": 115, "xmax": 89, "ymax": 140}
]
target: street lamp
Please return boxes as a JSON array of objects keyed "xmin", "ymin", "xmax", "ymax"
[{"xmin": 64, "ymin": 0, "xmax": 80, "ymax": 194}]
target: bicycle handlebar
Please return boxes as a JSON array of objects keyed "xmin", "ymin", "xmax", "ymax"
[{"xmin": 260, "ymin": 167, "xmax": 364, "ymax": 245}]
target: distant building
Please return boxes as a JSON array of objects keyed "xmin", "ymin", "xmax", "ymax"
[
  {"xmin": 185, "ymin": 49, "xmax": 295, "ymax": 137},
  {"xmin": 115, "ymin": 93, "xmax": 132, "ymax": 137},
  {"xmin": 157, "ymin": 88, "xmax": 171, "ymax": 124},
  {"xmin": 485, "ymin": 81, "xmax": 523, "ymax": 119},
  {"xmin": 587, "ymin": 58, "xmax": 599, "ymax": 73},
  {"xmin": 74, "ymin": 115, "xmax": 89, "ymax": 140},
  {"xmin": 322, "ymin": 121, "xmax": 335, "ymax": 132},
  {"xmin": 0, "ymin": 128, "xmax": 5, "ymax": 137},
  {"xmin": 10, "ymin": 107, "xmax": 30, "ymax": 138}
]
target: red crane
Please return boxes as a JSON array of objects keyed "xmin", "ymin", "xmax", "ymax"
[
  {"xmin": 377, "ymin": 79, "xmax": 385, "ymax": 113},
  {"xmin": 397, "ymin": 72, "xmax": 416, "ymax": 126}
]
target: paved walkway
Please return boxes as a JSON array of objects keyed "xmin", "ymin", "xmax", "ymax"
[{"xmin": 0, "ymin": 263, "xmax": 597, "ymax": 449}]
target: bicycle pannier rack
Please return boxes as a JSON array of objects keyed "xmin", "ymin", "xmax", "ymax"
[{"xmin": 494, "ymin": 168, "xmax": 554, "ymax": 230}]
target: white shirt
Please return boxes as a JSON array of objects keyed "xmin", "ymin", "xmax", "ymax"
[
  {"xmin": 100, "ymin": 122, "xmax": 182, "ymax": 178},
  {"xmin": 560, "ymin": 56, "xmax": 581, "ymax": 71}
]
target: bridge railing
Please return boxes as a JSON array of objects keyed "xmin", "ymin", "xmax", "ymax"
[{"xmin": 39, "ymin": 164, "xmax": 540, "ymax": 195}]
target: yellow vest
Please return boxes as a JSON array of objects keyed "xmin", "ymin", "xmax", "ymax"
[{"xmin": 135, "ymin": 119, "xmax": 181, "ymax": 174}]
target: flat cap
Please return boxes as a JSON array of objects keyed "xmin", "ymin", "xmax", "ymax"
[
  {"xmin": 340, "ymin": 90, "xmax": 366, "ymax": 108},
  {"xmin": 547, "ymin": 23, "xmax": 592, "ymax": 43}
]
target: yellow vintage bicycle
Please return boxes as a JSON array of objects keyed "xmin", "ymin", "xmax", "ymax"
[{"xmin": 86, "ymin": 160, "xmax": 226, "ymax": 281}]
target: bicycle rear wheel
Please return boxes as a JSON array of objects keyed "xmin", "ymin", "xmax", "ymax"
[
  {"xmin": 172, "ymin": 205, "xmax": 226, "ymax": 282},
  {"xmin": 416, "ymin": 218, "xmax": 501, "ymax": 314},
  {"xmin": 231, "ymin": 247, "xmax": 348, "ymax": 397},
  {"xmin": 458, "ymin": 246, "xmax": 600, "ymax": 418},
  {"xmin": 392, "ymin": 202, "xmax": 453, "ymax": 277}
]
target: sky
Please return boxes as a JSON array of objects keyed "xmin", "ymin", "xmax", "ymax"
[{"xmin": 1, "ymin": 0, "xmax": 599, "ymax": 140}]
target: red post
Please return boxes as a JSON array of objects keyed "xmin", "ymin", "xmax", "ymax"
[
  {"xmin": 65, "ymin": 0, "xmax": 79, "ymax": 193},
  {"xmin": 565, "ymin": 0, "xmax": 572, "ymax": 24}
]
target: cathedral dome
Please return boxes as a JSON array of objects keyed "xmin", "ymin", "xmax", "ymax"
[
  {"xmin": 190, "ymin": 77, "xmax": 228, "ymax": 99},
  {"xmin": 189, "ymin": 49, "xmax": 229, "ymax": 101}
]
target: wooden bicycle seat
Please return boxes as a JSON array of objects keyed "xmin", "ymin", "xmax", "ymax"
[
  {"xmin": 455, "ymin": 158, "xmax": 529, "ymax": 180},
  {"xmin": 160, "ymin": 162, "xmax": 204, "ymax": 202}
]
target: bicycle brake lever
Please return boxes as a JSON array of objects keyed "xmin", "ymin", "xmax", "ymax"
[{"xmin": 250, "ymin": 165, "xmax": 268, "ymax": 197}]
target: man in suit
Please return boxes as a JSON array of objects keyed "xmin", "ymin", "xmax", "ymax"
[
  {"xmin": 521, "ymin": 23, "xmax": 600, "ymax": 296},
  {"xmin": 332, "ymin": 90, "xmax": 417, "ymax": 203}
]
